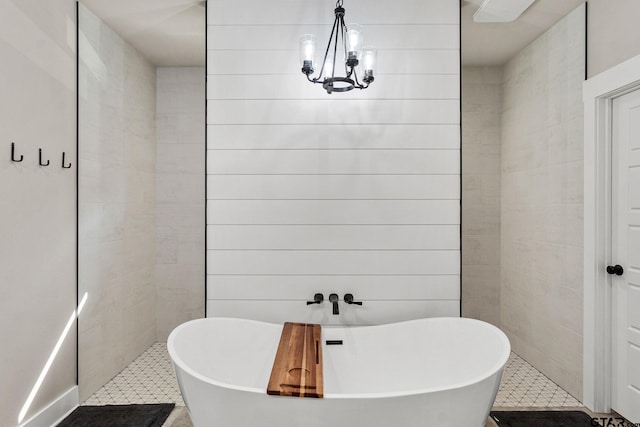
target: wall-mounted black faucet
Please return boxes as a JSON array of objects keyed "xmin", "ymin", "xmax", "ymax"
[
  {"xmin": 306, "ymin": 293, "xmax": 324, "ymax": 305},
  {"xmin": 329, "ymin": 293, "xmax": 339, "ymax": 315},
  {"xmin": 344, "ymin": 293, "xmax": 363, "ymax": 306}
]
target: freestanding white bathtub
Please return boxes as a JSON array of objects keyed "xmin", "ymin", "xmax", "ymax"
[{"xmin": 168, "ymin": 317, "xmax": 510, "ymax": 427}]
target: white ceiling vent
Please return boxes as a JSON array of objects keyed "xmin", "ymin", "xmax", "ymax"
[{"xmin": 473, "ymin": 0, "xmax": 536, "ymax": 23}]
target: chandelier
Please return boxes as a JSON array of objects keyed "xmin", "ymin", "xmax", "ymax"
[{"xmin": 299, "ymin": 0, "xmax": 377, "ymax": 94}]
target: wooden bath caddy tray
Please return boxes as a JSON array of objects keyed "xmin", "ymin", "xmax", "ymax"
[{"xmin": 267, "ymin": 322, "xmax": 323, "ymax": 398}]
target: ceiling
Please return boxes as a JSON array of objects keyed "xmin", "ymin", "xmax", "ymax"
[
  {"xmin": 81, "ymin": 0, "xmax": 585, "ymax": 68},
  {"xmin": 462, "ymin": 0, "xmax": 586, "ymax": 65},
  {"xmin": 81, "ymin": 0, "xmax": 205, "ymax": 67}
]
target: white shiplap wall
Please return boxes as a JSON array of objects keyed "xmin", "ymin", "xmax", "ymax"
[{"xmin": 206, "ymin": 0, "xmax": 460, "ymax": 325}]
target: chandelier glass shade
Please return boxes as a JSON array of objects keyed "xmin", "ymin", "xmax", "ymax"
[{"xmin": 300, "ymin": 0, "xmax": 376, "ymax": 94}]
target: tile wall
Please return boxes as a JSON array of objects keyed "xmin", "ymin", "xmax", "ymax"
[
  {"xmin": 78, "ymin": 4, "xmax": 157, "ymax": 401},
  {"xmin": 461, "ymin": 66, "xmax": 502, "ymax": 326},
  {"xmin": 155, "ymin": 67, "xmax": 206, "ymax": 341},
  {"xmin": 500, "ymin": 4, "xmax": 585, "ymax": 400}
]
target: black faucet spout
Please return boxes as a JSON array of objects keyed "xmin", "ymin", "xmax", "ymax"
[{"xmin": 328, "ymin": 293, "xmax": 339, "ymax": 315}]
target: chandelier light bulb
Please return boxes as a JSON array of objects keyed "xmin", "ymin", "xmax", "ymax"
[
  {"xmin": 299, "ymin": 34, "xmax": 316, "ymax": 74},
  {"xmin": 346, "ymin": 23, "xmax": 363, "ymax": 61},
  {"xmin": 362, "ymin": 47, "xmax": 377, "ymax": 83}
]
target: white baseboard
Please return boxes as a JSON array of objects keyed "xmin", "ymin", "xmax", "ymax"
[{"xmin": 19, "ymin": 386, "xmax": 78, "ymax": 427}]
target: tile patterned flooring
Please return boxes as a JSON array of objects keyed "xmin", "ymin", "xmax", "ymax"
[
  {"xmin": 83, "ymin": 343, "xmax": 581, "ymax": 408},
  {"xmin": 494, "ymin": 353, "xmax": 581, "ymax": 407},
  {"xmin": 82, "ymin": 343, "xmax": 184, "ymax": 406}
]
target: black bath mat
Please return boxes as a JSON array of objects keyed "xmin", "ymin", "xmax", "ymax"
[
  {"xmin": 57, "ymin": 403, "xmax": 175, "ymax": 427},
  {"xmin": 490, "ymin": 411, "xmax": 594, "ymax": 426}
]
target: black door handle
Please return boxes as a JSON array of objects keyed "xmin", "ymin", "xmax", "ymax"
[{"xmin": 607, "ymin": 265, "xmax": 624, "ymax": 276}]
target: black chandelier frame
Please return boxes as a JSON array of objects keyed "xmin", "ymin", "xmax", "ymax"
[{"xmin": 301, "ymin": 0, "xmax": 374, "ymax": 94}]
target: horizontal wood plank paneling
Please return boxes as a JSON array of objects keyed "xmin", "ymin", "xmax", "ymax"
[
  {"xmin": 207, "ymin": 100, "xmax": 460, "ymax": 125},
  {"xmin": 206, "ymin": 300, "xmax": 460, "ymax": 325},
  {"xmin": 207, "ymin": 74, "xmax": 460, "ymax": 100},
  {"xmin": 206, "ymin": 275, "xmax": 461, "ymax": 300},
  {"xmin": 206, "ymin": 0, "xmax": 460, "ymax": 323},
  {"xmin": 207, "ymin": 0, "xmax": 459, "ymax": 25},
  {"xmin": 207, "ymin": 25, "xmax": 459, "ymax": 50},
  {"xmin": 207, "ymin": 150, "xmax": 459, "ymax": 175},
  {"xmin": 206, "ymin": 124, "xmax": 460, "ymax": 150},
  {"xmin": 207, "ymin": 250, "xmax": 460, "ymax": 275},
  {"xmin": 207, "ymin": 200, "xmax": 460, "ymax": 225},
  {"xmin": 207, "ymin": 225, "xmax": 460, "ymax": 250},
  {"xmin": 207, "ymin": 174, "xmax": 460, "ymax": 200},
  {"xmin": 207, "ymin": 49, "xmax": 460, "ymax": 75}
]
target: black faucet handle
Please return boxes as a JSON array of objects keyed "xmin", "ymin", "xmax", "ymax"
[
  {"xmin": 306, "ymin": 293, "xmax": 324, "ymax": 305},
  {"xmin": 344, "ymin": 293, "xmax": 363, "ymax": 305}
]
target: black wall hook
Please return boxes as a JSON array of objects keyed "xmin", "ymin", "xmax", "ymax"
[
  {"xmin": 62, "ymin": 152, "xmax": 72, "ymax": 169},
  {"xmin": 11, "ymin": 142, "xmax": 23, "ymax": 162},
  {"xmin": 39, "ymin": 148, "xmax": 50, "ymax": 166}
]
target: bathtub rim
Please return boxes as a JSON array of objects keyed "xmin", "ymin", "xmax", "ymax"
[{"xmin": 167, "ymin": 316, "xmax": 510, "ymax": 400}]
